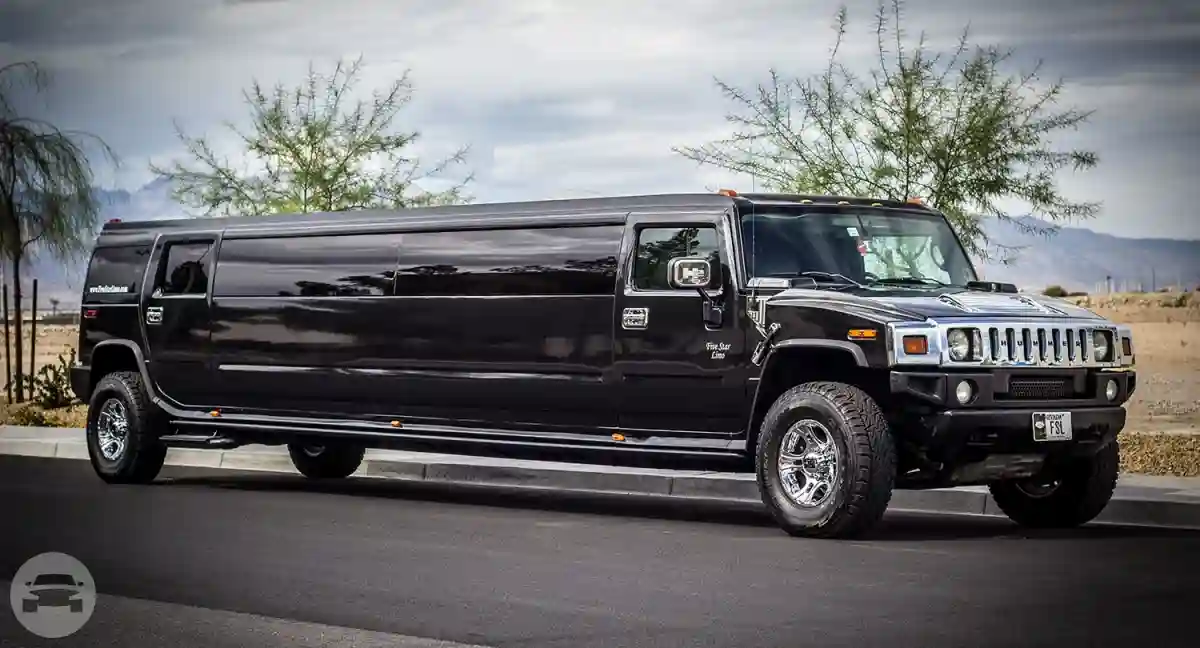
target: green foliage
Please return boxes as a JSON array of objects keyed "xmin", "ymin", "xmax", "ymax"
[
  {"xmin": 152, "ymin": 56, "xmax": 474, "ymax": 217},
  {"xmin": 1042, "ymin": 285, "xmax": 1068, "ymax": 297},
  {"xmin": 0, "ymin": 60, "xmax": 115, "ymax": 402},
  {"xmin": 673, "ymin": 0, "xmax": 1099, "ymax": 262},
  {"xmin": 29, "ymin": 348, "xmax": 77, "ymax": 409}
]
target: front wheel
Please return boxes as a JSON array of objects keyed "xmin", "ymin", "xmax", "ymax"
[
  {"xmin": 989, "ymin": 440, "xmax": 1120, "ymax": 528},
  {"xmin": 756, "ymin": 381, "xmax": 897, "ymax": 539},
  {"xmin": 287, "ymin": 441, "xmax": 366, "ymax": 479}
]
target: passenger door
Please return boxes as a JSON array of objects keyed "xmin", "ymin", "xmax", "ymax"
[
  {"xmin": 141, "ymin": 233, "xmax": 219, "ymax": 407},
  {"xmin": 613, "ymin": 214, "xmax": 748, "ymax": 435}
]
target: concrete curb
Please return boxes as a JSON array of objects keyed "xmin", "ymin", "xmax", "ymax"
[{"xmin": 2, "ymin": 432, "xmax": 1199, "ymax": 531}]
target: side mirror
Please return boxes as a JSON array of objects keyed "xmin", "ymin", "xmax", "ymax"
[
  {"xmin": 667, "ymin": 257, "xmax": 713, "ymax": 290},
  {"xmin": 667, "ymin": 257, "xmax": 724, "ymax": 328}
]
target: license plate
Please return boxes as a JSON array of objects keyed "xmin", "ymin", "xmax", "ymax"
[{"xmin": 1033, "ymin": 412, "xmax": 1072, "ymax": 442}]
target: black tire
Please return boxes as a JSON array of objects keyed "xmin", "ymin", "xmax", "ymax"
[
  {"xmin": 86, "ymin": 371, "xmax": 168, "ymax": 484},
  {"xmin": 756, "ymin": 381, "xmax": 896, "ymax": 539},
  {"xmin": 989, "ymin": 440, "xmax": 1120, "ymax": 528},
  {"xmin": 287, "ymin": 441, "xmax": 365, "ymax": 479}
]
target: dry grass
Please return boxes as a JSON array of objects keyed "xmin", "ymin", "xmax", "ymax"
[{"xmin": 2, "ymin": 296, "xmax": 1198, "ymax": 475}]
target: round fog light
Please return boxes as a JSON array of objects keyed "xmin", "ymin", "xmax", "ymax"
[
  {"xmin": 955, "ymin": 380, "xmax": 974, "ymax": 405},
  {"xmin": 1105, "ymin": 379, "xmax": 1118, "ymax": 401}
]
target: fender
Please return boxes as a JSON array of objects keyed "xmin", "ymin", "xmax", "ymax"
[
  {"xmin": 88, "ymin": 340, "xmax": 193, "ymax": 418},
  {"xmin": 744, "ymin": 339, "xmax": 870, "ymax": 443}
]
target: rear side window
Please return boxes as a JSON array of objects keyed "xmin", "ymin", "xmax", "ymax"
[
  {"xmin": 392, "ymin": 225, "xmax": 622, "ymax": 297},
  {"xmin": 154, "ymin": 242, "xmax": 214, "ymax": 296},
  {"xmin": 213, "ymin": 234, "xmax": 402, "ymax": 297},
  {"xmin": 83, "ymin": 245, "xmax": 150, "ymax": 303}
]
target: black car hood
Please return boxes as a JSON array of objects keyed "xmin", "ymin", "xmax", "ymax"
[{"xmin": 765, "ymin": 286, "xmax": 1107, "ymax": 322}]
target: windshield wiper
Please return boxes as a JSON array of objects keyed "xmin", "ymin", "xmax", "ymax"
[
  {"xmin": 871, "ymin": 276, "xmax": 949, "ymax": 287},
  {"xmin": 765, "ymin": 271, "xmax": 866, "ymax": 288}
]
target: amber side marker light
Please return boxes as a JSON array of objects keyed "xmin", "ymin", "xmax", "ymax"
[
  {"xmin": 391, "ymin": 420, "xmax": 402, "ymax": 428},
  {"xmin": 612, "ymin": 433, "xmax": 626, "ymax": 442},
  {"xmin": 209, "ymin": 410, "xmax": 221, "ymax": 417},
  {"xmin": 847, "ymin": 328, "xmax": 877, "ymax": 340},
  {"xmin": 902, "ymin": 335, "xmax": 929, "ymax": 355}
]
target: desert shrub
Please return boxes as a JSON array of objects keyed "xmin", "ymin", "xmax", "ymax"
[
  {"xmin": 1164, "ymin": 293, "xmax": 1190, "ymax": 308},
  {"xmin": 28, "ymin": 349, "xmax": 78, "ymax": 409},
  {"xmin": 6, "ymin": 403, "xmax": 52, "ymax": 427},
  {"xmin": 1042, "ymin": 285, "xmax": 1068, "ymax": 297}
]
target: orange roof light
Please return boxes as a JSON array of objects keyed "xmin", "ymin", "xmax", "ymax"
[
  {"xmin": 717, "ymin": 188, "xmax": 738, "ymax": 197},
  {"xmin": 906, "ymin": 197, "xmax": 925, "ymax": 205}
]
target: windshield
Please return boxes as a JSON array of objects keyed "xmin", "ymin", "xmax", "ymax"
[{"xmin": 738, "ymin": 207, "xmax": 978, "ymax": 287}]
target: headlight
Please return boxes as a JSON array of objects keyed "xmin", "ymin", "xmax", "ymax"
[
  {"xmin": 1092, "ymin": 330, "xmax": 1112, "ymax": 361},
  {"xmin": 947, "ymin": 329, "xmax": 970, "ymax": 361}
]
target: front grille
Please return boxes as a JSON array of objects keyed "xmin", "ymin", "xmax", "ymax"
[
  {"xmin": 1005, "ymin": 377, "xmax": 1074, "ymax": 400},
  {"xmin": 948, "ymin": 323, "xmax": 1118, "ymax": 368}
]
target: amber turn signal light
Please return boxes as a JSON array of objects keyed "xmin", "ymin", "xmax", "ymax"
[
  {"xmin": 847, "ymin": 328, "xmax": 877, "ymax": 340},
  {"xmin": 902, "ymin": 335, "xmax": 929, "ymax": 355}
]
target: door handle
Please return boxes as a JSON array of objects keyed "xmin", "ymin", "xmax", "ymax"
[{"xmin": 622, "ymin": 307, "xmax": 648, "ymax": 330}]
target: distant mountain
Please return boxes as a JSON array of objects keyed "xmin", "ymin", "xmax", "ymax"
[
  {"xmin": 975, "ymin": 216, "xmax": 1200, "ymax": 294},
  {"xmin": 9, "ymin": 182, "xmax": 1199, "ymax": 310}
]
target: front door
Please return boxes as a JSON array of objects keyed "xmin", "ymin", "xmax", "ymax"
[
  {"xmin": 613, "ymin": 213, "xmax": 748, "ymax": 435},
  {"xmin": 140, "ymin": 233, "xmax": 219, "ymax": 408}
]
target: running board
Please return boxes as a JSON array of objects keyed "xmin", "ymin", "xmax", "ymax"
[{"xmin": 158, "ymin": 433, "xmax": 244, "ymax": 449}]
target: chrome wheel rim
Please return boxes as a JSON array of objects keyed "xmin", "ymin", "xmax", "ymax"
[
  {"xmin": 777, "ymin": 419, "xmax": 841, "ymax": 508},
  {"xmin": 96, "ymin": 398, "xmax": 129, "ymax": 461}
]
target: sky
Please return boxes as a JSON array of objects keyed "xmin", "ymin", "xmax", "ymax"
[{"xmin": 1, "ymin": 0, "xmax": 1198, "ymax": 240}]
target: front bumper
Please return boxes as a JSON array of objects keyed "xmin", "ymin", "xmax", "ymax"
[{"xmin": 890, "ymin": 369, "xmax": 1132, "ymax": 462}]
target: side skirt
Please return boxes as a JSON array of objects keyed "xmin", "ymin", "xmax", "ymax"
[{"xmin": 161, "ymin": 415, "xmax": 751, "ymax": 472}]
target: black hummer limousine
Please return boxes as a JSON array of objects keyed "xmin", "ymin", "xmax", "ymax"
[{"xmin": 72, "ymin": 190, "xmax": 1136, "ymax": 538}]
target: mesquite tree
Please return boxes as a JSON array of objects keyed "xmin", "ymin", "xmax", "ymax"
[
  {"xmin": 674, "ymin": 0, "xmax": 1099, "ymax": 262},
  {"xmin": 152, "ymin": 56, "xmax": 474, "ymax": 216}
]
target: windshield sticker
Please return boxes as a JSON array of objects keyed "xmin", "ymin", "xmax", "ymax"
[{"xmin": 846, "ymin": 227, "xmax": 859, "ymax": 237}]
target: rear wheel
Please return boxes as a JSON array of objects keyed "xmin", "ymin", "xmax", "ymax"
[
  {"xmin": 287, "ymin": 441, "xmax": 366, "ymax": 479},
  {"xmin": 86, "ymin": 371, "xmax": 168, "ymax": 484},
  {"xmin": 756, "ymin": 381, "xmax": 896, "ymax": 539},
  {"xmin": 989, "ymin": 440, "xmax": 1120, "ymax": 528}
]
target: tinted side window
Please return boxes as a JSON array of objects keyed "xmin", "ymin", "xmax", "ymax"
[
  {"xmin": 83, "ymin": 245, "xmax": 151, "ymax": 302},
  {"xmin": 156, "ymin": 242, "xmax": 213, "ymax": 296},
  {"xmin": 632, "ymin": 226, "xmax": 721, "ymax": 291},
  {"xmin": 393, "ymin": 225, "xmax": 621, "ymax": 297},
  {"xmin": 213, "ymin": 234, "xmax": 400, "ymax": 297}
]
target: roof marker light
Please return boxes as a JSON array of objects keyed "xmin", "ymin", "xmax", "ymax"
[
  {"xmin": 906, "ymin": 197, "xmax": 925, "ymax": 205},
  {"xmin": 717, "ymin": 188, "xmax": 738, "ymax": 197}
]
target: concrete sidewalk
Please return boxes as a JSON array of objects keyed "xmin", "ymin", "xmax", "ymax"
[{"xmin": 4, "ymin": 425, "xmax": 1200, "ymax": 530}]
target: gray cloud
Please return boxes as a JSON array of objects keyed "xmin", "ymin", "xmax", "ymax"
[{"xmin": 1, "ymin": 0, "xmax": 1197, "ymax": 239}]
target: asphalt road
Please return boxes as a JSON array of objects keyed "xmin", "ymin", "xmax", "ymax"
[{"xmin": 2, "ymin": 456, "xmax": 1199, "ymax": 648}]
